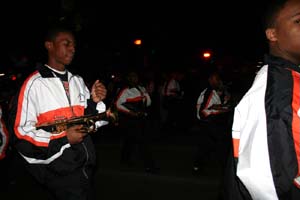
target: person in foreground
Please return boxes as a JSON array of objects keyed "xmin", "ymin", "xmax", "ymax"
[
  {"xmin": 9, "ymin": 26, "xmax": 108, "ymax": 200},
  {"xmin": 224, "ymin": 0, "xmax": 300, "ymax": 199}
]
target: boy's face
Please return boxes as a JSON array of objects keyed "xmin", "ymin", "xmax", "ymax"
[
  {"xmin": 127, "ymin": 72, "xmax": 139, "ymax": 84},
  {"xmin": 267, "ymin": 0, "xmax": 300, "ymax": 64},
  {"xmin": 46, "ymin": 32, "xmax": 76, "ymax": 70},
  {"xmin": 209, "ymin": 74, "xmax": 222, "ymax": 90}
]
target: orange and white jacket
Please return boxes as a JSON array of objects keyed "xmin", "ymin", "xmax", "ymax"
[
  {"xmin": 196, "ymin": 87, "xmax": 223, "ymax": 120},
  {"xmin": 115, "ymin": 85, "xmax": 151, "ymax": 115},
  {"xmin": 0, "ymin": 106, "xmax": 9, "ymax": 160},
  {"xmin": 230, "ymin": 55, "xmax": 300, "ymax": 199},
  {"xmin": 11, "ymin": 65, "xmax": 106, "ymax": 176}
]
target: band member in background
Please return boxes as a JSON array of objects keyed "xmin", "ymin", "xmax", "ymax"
[
  {"xmin": 0, "ymin": 105, "xmax": 9, "ymax": 160},
  {"xmin": 115, "ymin": 70, "xmax": 158, "ymax": 174}
]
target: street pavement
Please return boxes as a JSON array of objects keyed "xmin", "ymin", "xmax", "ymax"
[{"xmin": 1, "ymin": 124, "xmax": 226, "ymax": 200}]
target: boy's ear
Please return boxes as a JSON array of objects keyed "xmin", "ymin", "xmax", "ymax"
[
  {"xmin": 265, "ymin": 28, "xmax": 277, "ymax": 42},
  {"xmin": 44, "ymin": 41, "xmax": 52, "ymax": 50}
]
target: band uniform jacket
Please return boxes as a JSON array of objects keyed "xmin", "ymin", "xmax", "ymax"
[
  {"xmin": 196, "ymin": 87, "xmax": 223, "ymax": 120},
  {"xmin": 115, "ymin": 85, "xmax": 151, "ymax": 116},
  {"xmin": 10, "ymin": 65, "xmax": 107, "ymax": 183},
  {"xmin": 0, "ymin": 106, "xmax": 9, "ymax": 160},
  {"xmin": 231, "ymin": 54, "xmax": 300, "ymax": 199}
]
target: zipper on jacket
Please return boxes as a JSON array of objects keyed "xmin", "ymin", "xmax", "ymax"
[
  {"xmin": 59, "ymin": 77, "xmax": 76, "ymax": 116},
  {"xmin": 58, "ymin": 74, "xmax": 90, "ymax": 179},
  {"xmin": 60, "ymin": 76, "xmax": 90, "ymax": 179}
]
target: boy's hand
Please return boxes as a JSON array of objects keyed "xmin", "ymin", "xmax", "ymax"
[{"xmin": 91, "ymin": 80, "xmax": 107, "ymax": 103}]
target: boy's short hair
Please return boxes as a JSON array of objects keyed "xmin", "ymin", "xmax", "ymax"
[
  {"xmin": 262, "ymin": 0, "xmax": 288, "ymax": 30},
  {"xmin": 44, "ymin": 26, "xmax": 74, "ymax": 42}
]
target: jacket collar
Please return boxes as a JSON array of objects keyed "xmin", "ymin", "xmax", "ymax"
[
  {"xmin": 264, "ymin": 54, "xmax": 300, "ymax": 73},
  {"xmin": 37, "ymin": 65, "xmax": 75, "ymax": 78}
]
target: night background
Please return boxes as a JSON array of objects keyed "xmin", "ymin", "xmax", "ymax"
[
  {"xmin": 0, "ymin": 0, "xmax": 269, "ymax": 79},
  {"xmin": 1, "ymin": 1, "xmax": 272, "ymax": 199}
]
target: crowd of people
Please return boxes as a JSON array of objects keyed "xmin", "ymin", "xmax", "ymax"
[{"xmin": 0, "ymin": 26, "xmax": 249, "ymax": 200}]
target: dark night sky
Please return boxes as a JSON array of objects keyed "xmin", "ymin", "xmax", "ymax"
[{"xmin": 0, "ymin": 1, "xmax": 269, "ymax": 74}]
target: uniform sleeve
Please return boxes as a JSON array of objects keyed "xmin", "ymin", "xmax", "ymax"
[
  {"xmin": 232, "ymin": 107, "xmax": 242, "ymax": 159},
  {"xmin": 115, "ymin": 88, "xmax": 131, "ymax": 114},
  {"xmin": 95, "ymin": 101, "xmax": 108, "ymax": 128},
  {"xmin": 200, "ymin": 90, "xmax": 222, "ymax": 118},
  {"xmin": 142, "ymin": 86, "xmax": 152, "ymax": 107},
  {"xmin": 13, "ymin": 78, "xmax": 70, "ymax": 164},
  {"xmin": 0, "ymin": 107, "xmax": 9, "ymax": 160},
  {"xmin": 196, "ymin": 92, "xmax": 204, "ymax": 120}
]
